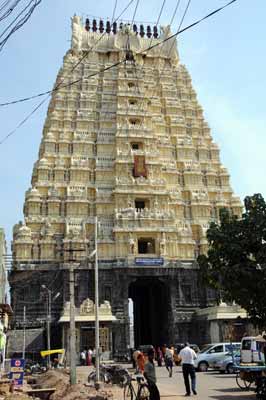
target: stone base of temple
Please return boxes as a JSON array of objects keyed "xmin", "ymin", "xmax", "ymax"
[{"xmin": 9, "ymin": 262, "xmax": 255, "ymax": 355}]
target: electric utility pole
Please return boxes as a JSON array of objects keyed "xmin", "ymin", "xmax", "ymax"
[
  {"xmin": 63, "ymin": 246, "xmax": 83, "ymax": 386},
  {"xmin": 69, "ymin": 261, "xmax": 76, "ymax": 385},
  {"xmin": 22, "ymin": 306, "xmax": 26, "ymax": 359},
  {"xmin": 64, "ymin": 243, "xmax": 92, "ymax": 385},
  {"xmin": 95, "ymin": 216, "xmax": 100, "ymax": 389}
]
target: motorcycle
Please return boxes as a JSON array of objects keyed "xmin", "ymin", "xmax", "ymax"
[
  {"xmin": 88, "ymin": 364, "xmax": 130, "ymax": 386},
  {"xmin": 24, "ymin": 360, "xmax": 47, "ymax": 375}
]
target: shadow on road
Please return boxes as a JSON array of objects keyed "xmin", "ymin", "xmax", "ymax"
[
  {"xmin": 216, "ymin": 387, "xmax": 254, "ymax": 393},
  {"xmin": 208, "ymin": 386, "xmax": 255, "ymax": 399},
  {"xmin": 204, "ymin": 372, "xmax": 237, "ymax": 378},
  {"xmin": 198, "ymin": 372, "xmax": 255, "ymax": 399},
  {"xmin": 208, "ymin": 396, "xmax": 254, "ymax": 399},
  {"xmin": 213, "ymin": 375, "xmax": 239, "ymax": 379}
]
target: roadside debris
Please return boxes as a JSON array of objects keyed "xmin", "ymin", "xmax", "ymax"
[{"xmin": 0, "ymin": 369, "xmax": 114, "ymax": 400}]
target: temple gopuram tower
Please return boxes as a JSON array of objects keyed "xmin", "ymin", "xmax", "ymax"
[{"xmin": 10, "ymin": 17, "xmax": 244, "ymax": 353}]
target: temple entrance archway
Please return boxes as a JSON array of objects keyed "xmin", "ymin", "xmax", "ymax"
[{"xmin": 129, "ymin": 277, "xmax": 169, "ymax": 347}]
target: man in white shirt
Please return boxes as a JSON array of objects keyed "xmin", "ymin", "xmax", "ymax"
[
  {"xmin": 179, "ymin": 343, "xmax": 197, "ymax": 396},
  {"xmin": 80, "ymin": 350, "xmax": 86, "ymax": 366}
]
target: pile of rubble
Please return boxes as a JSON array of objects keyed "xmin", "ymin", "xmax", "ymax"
[{"xmin": 0, "ymin": 370, "xmax": 115, "ymax": 400}]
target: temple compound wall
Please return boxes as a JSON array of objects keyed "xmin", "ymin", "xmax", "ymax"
[{"xmin": 9, "ymin": 17, "xmax": 247, "ymax": 355}]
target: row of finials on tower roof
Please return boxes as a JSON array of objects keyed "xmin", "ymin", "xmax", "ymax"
[{"xmin": 84, "ymin": 18, "xmax": 160, "ymax": 38}]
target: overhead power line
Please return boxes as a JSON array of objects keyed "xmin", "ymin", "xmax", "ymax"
[
  {"xmin": 83, "ymin": 12, "xmax": 157, "ymax": 25},
  {"xmin": 121, "ymin": 0, "xmax": 169, "ymax": 143},
  {"xmin": 0, "ymin": 0, "xmax": 42, "ymax": 52},
  {"xmin": 0, "ymin": 0, "xmax": 22, "ymax": 22},
  {"xmin": 134, "ymin": 0, "xmax": 192, "ymax": 128},
  {"xmin": 169, "ymin": 0, "xmax": 182, "ymax": 26},
  {"xmin": 0, "ymin": 0, "xmax": 238, "ymax": 109},
  {"xmin": 131, "ymin": 0, "xmax": 187, "ymax": 120},
  {"xmin": 0, "ymin": 0, "xmax": 238, "ymax": 145},
  {"xmin": 156, "ymin": 0, "xmax": 167, "ymax": 25},
  {"xmin": 0, "ymin": 0, "xmax": 137, "ymax": 145},
  {"xmin": 144, "ymin": 0, "xmax": 237, "ymax": 53},
  {"xmin": 55, "ymin": 0, "xmax": 136, "ymax": 97}
]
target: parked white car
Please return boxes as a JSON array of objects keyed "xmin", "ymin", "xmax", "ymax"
[
  {"xmin": 194, "ymin": 342, "xmax": 241, "ymax": 372},
  {"xmin": 211, "ymin": 352, "xmax": 241, "ymax": 374}
]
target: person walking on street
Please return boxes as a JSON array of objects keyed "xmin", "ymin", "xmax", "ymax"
[
  {"xmin": 144, "ymin": 348, "xmax": 160, "ymax": 400},
  {"xmin": 156, "ymin": 347, "xmax": 163, "ymax": 367},
  {"xmin": 137, "ymin": 351, "xmax": 145, "ymax": 374},
  {"xmin": 164, "ymin": 345, "xmax": 174, "ymax": 377},
  {"xmin": 179, "ymin": 342, "xmax": 197, "ymax": 396},
  {"xmin": 133, "ymin": 349, "xmax": 141, "ymax": 372},
  {"xmin": 87, "ymin": 348, "xmax": 92, "ymax": 366},
  {"xmin": 91, "ymin": 348, "xmax": 96, "ymax": 366},
  {"xmin": 130, "ymin": 348, "xmax": 136, "ymax": 369},
  {"xmin": 80, "ymin": 350, "xmax": 86, "ymax": 366}
]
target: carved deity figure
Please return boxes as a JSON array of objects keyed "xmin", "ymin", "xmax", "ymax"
[
  {"xmin": 80, "ymin": 298, "xmax": 94, "ymax": 315},
  {"xmin": 114, "ymin": 23, "xmax": 140, "ymax": 52},
  {"xmin": 69, "ymin": 227, "xmax": 80, "ymax": 237},
  {"xmin": 179, "ymin": 222, "xmax": 192, "ymax": 236},
  {"xmin": 158, "ymin": 25, "xmax": 179, "ymax": 61},
  {"xmin": 48, "ymin": 186, "xmax": 59, "ymax": 198},
  {"xmin": 160, "ymin": 25, "xmax": 171, "ymax": 38},
  {"xmin": 41, "ymin": 221, "xmax": 53, "ymax": 237},
  {"xmin": 160, "ymin": 232, "xmax": 166, "ymax": 256},
  {"xmin": 129, "ymin": 235, "xmax": 137, "ymax": 254},
  {"xmin": 99, "ymin": 300, "xmax": 112, "ymax": 315},
  {"xmin": 71, "ymin": 15, "xmax": 82, "ymax": 52}
]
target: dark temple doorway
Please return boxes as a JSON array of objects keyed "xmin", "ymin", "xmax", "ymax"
[{"xmin": 129, "ymin": 278, "xmax": 169, "ymax": 347}]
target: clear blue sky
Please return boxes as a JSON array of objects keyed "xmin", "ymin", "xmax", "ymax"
[{"xmin": 0, "ymin": 0, "xmax": 265, "ymax": 246}]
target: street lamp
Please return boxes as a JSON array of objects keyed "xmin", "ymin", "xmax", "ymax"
[{"xmin": 41, "ymin": 285, "xmax": 60, "ymax": 367}]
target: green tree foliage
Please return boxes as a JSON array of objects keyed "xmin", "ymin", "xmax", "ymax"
[{"xmin": 198, "ymin": 193, "xmax": 266, "ymax": 327}]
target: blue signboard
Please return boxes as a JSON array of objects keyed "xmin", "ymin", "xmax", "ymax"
[
  {"xmin": 135, "ymin": 257, "xmax": 164, "ymax": 266},
  {"xmin": 11, "ymin": 359, "xmax": 25, "ymax": 369},
  {"xmin": 10, "ymin": 372, "xmax": 24, "ymax": 385},
  {"xmin": 10, "ymin": 359, "xmax": 25, "ymax": 386}
]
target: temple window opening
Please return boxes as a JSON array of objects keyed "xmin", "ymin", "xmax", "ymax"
[
  {"xmin": 138, "ymin": 238, "xmax": 155, "ymax": 254},
  {"xmin": 135, "ymin": 199, "xmax": 149, "ymax": 210}
]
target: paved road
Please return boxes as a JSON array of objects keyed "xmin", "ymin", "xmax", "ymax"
[
  {"xmin": 77, "ymin": 365, "xmax": 256, "ymax": 400},
  {"xmin": 156, "ymin": 365, "xmax": 255, "ymax": 400}
]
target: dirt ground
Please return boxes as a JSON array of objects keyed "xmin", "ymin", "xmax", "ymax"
[{"xmin": 0, "ymin": 368, "xmax": 117, "ymax": 400}]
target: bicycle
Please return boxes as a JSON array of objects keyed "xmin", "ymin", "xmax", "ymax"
[
  {"xmin": 123, "ymin": 374, "xmax": 150, "ymax": 400},
  {"xmin": 236, "ymin": 369, "xmax": 257, "ymax": 391},
  {"xmin": 236, "ymin": 370, "xmax": 253, "ymax": 390}
]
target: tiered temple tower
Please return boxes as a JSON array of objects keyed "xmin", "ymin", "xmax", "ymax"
[{"xmin": 10, "ymin": 17, "xmax": 243, "ymax": 352}]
